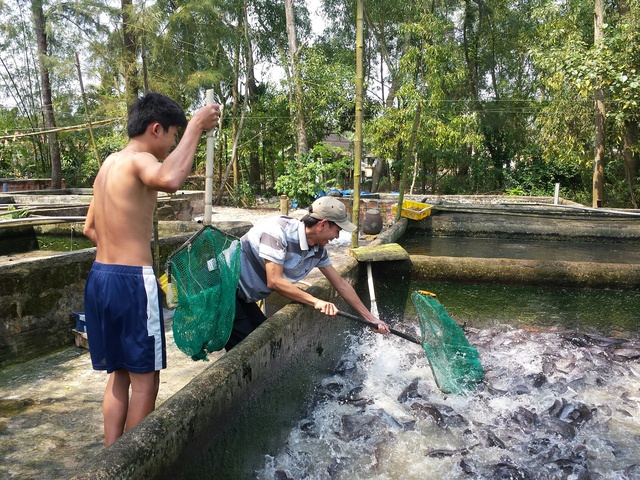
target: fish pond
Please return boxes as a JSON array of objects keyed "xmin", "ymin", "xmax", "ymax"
[{"xmin": 253, "ymin": 272, "xmax": 640, "ymax": 479}]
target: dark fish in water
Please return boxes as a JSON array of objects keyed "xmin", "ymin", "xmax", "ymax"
[
  {"xmin": 542, "ymin": 417, "xmax": 576, "ymax": 439},
  {"xmin": 327, "ymin": 459, "xmax": 341, "ymax": 478},
  {"xmin": 526, "ymin": 436, "xmax": 552, "ymax": 455},
  {"xmin": 542, "ymin": 356, "xmax": 557, "ymax": 375},
  {"xmin": 344, "ymin": 385, "xmax": 371, "ymax": 406},
  {"xmin": 612, "ymin": 347, "xmax": 640, "ymax": 361},
  {"xmin": 372, "ymin": 408, "xmax": 415, "ymax": 431},
  {"xmin": 426, "ymin": 447, "xmax": 470, "ymax": 458},
  {"xmin": 491, "ymin": 462, "xmax": 534, "ymax": 480},
  {"xmin": 486, "ymin": 430, "xmax": 506, "ymax": 449},
  {"xmin": 512, "ymin": 384, "xmax": 531, "ymax": 395},
  {"xmin": 548, "ymin": 398, "xmax": 594, "ymax": 427},
  {"xmin": 484, "ymin": 382, "xmax": 509, "ymax": 396},
  {"xmin": 334, "ymin": 359, "xmax": 357, "ymax": 375},
  {"xmin": 513, "ymin": 406, "xmax": 539, "ymax": 430},
  {"xmin": 274, "ymin": 469, "xmax": 293, "ymax": 480},
  {"xmin": 411, "ymin": 402, "xmax": 445, "ymax": 427},
  {"xmin": 339, "ymin": 413, "xmax": 377, "ymax": 441},
  {"xmin": 398, "ymin": 378, "xmax": 421, "ymax": 402},
  {"xmin": 299, "ymin": 419, "xmax": 317, "ymax": 435},
  {"xmin": 625, "ymin": 464, "xmax": 640, "ymax": 478},
  {"xmin": 584, "ymin": 333, "xmax": 627, "ymax": 348},
  {"xmin": 460, "ymin": 458, "xmax": 475, "ymax": 474},
  {"xmin": 525, "ymin": 372, "xmax": 547, "ymax": 388}
]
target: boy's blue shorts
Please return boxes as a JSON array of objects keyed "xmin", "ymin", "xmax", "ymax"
[{"xmin": 84, "ymin": 262, "xmax": 166, "ymax": 374}]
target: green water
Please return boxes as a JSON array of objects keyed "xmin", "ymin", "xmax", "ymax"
[
  {"xmin": 37, "ymin": 235, "xmax": 93, "ymax": 252},
  {"xmin": 377, "ymin": 279, "xmax": 640, "ymax": 338}
]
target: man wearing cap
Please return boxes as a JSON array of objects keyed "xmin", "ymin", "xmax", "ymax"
[{"xmin": 224, "ymin": 196, "xmax": 390, "ymax": 350}]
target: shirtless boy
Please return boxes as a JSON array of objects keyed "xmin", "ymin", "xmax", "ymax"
[{"xmin": 83, "ymin": 92, "xmax": 220, "ymax": 446}]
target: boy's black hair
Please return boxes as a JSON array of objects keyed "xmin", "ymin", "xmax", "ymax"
[{"xmin": 126, "ymin": 92, "xmax": 188, "ymax": 138}]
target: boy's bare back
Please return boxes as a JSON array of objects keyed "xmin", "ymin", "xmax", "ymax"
[{"xmin": 89, "ymin": 150, "xmax": 161, "ymax": 266}]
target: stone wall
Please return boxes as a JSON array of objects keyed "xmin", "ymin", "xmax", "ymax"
[{"xmin": 0, "ymin": 250, "xmax": 95, "ymax": 368}]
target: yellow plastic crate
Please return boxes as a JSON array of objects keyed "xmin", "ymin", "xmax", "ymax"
[{"xmin": 392, "ymin": 200, "xmax": 432, "ymax": 220}]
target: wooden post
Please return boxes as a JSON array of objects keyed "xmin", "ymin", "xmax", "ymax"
[{"xmin": 279, "ymin": 195, "xmax": 289, "ymax": 215}]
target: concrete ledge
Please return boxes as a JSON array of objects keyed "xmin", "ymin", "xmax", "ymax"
[{"xmin": 410, "ymin": 255, "xmax": 640, "ymax": 290}]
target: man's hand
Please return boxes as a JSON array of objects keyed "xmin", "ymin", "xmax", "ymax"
[
  {"xmin": 190, "ymin": 103, "xmax": 221, "ymax": 132},
  {"xmin": 314, "ymin": 299, "xmax": 338, "ymax": 316},
  {"xmin": 370, "ymin": 319, "xmax": 390, "ymax": 334}
]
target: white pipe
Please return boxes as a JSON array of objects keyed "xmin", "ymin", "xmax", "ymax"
[
  {"xmin": 203, "ymin": 89, "xmax": 215, "ymax": 225},
  {"xmin": 0, "ymin": 216, "xmax": 86, "ymax": 228},
  {"xmin": 366, "ymin": 262, "xmax": 379, "ymax": 318},
  {"xmin": 554, "ymin": 183, "xmax": 560, "ymax": 205}
]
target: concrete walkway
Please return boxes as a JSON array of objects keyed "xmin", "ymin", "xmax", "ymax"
[{"xmin": 0, "ymin": 317, "xmax": 216, "ymax": 479}]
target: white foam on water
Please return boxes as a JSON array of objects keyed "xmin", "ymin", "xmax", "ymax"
[{"xmin": 256, "ymin": 326, "xmax": 640, "ymax": 479}]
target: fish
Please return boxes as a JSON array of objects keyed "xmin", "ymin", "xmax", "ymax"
[
  {"xmin": 334, "ymin": 359, "xmax": 357, "ymax": 376},
  {"xmin": 490, "ymin": 461, "xmax": 534, "ymax": 479},
  {"xmin": 426, "ymin": 447, "xmax": 470, "ymax": 458},
  {"xmin": 411, "ymin": 402, "xmax": 445, "ymax": 427},
  {"xmin": 548, "ymin": 398, "xmax": 594, "ymax": 427},
  {"xmin": 486, "ymin": 430, "xmax": 506, "ymax": 449},
  {"xmin": 397, "ymin": 378, "xmax": 421, "ymax": 402},
  {"xmin": 513, "ymin": 406, "xmax": 539, "ymax": 430}
]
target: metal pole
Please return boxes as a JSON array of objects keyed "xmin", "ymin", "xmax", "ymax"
[{"xmin": 204, "ymin": 89, "xmax": 215, "ymax": 225}]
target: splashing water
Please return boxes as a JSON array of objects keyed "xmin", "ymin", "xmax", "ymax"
[{"xmin": 256, "ymin": 325, "xmax": 640, "ymax": 480}]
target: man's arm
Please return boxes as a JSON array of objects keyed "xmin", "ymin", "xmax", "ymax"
[
  {"xmin": 265, "ymin": 261, "xmax": 338, "ymax": 315},
  {"xmin": 139, "ymin": 104, "xmax": 220, "ymax": 192},
  {"xmin": 319, "ymin": 264, "xmax": 390, "ymax": 333},
  {"xmin": 83, "ymin": 200, "xmax": 97, "ymax": 246}
]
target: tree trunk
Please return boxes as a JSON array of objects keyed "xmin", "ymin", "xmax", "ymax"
[
  {"xmin": 121, "ymin": 0, "xmax": 140, "ymax": 107},
  {"xmin": 618, "ymin": 0, "xmax": 637, "ymax": 208},
  {"xmin": 283, "ymin": 0, "xmax": 308, "ymax": 154},
  {"xmin": 243, "ymin": 0, "xmax": 261, "ymax": 190},
  {"xmin": 593, "ymin": 0, "xmax": 605, "ymax": 207},
  {"xmin": 32, "ymin": 0, "xmax": 62, "ymax": 189}
]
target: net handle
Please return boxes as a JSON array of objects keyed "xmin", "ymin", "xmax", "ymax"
[{"xmin": 336, "ymin": 310, "xmax": 421, "ymax": 345}]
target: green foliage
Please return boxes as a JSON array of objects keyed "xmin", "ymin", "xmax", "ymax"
[
  {"xmin": 504, "ymin": 152, "xmax": 588, "ymax": 198},
  {"xmin": 5, "ymin": 205, "xmax": 29, "ymax": 219},
  {"xmin": 228, "ymin": 181, "xmax": 257, "ymax": 208},
  {"xmin": 274, "ymin": 146, "xmax": 349, "ymax": 207}
]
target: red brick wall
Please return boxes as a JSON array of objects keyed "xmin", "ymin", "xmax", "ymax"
[{"xmin": 1, "ymin": 179, "xmax": 66, "ymax": 192}]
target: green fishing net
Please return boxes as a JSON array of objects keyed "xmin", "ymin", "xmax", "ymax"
[
  {"xmin": 167, "ymin": 225, "xmax": 241, "ymax": 361},
  {"xmin": 411, "ymin": 290, "xmax": 483, "ymax": 394}
]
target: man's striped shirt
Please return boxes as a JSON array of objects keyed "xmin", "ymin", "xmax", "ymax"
[{"xmin": 237, "ymin": 216, "xmax": 331, "ymax": 302}]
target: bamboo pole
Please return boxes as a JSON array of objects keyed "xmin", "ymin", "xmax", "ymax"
[
  {"xmin": 75, "ymin": 52, "xmax": 101, "ymax": 168},
  {"xmin": 352, "ymin": 0, "xmax": 364, "ymax": 248}
]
